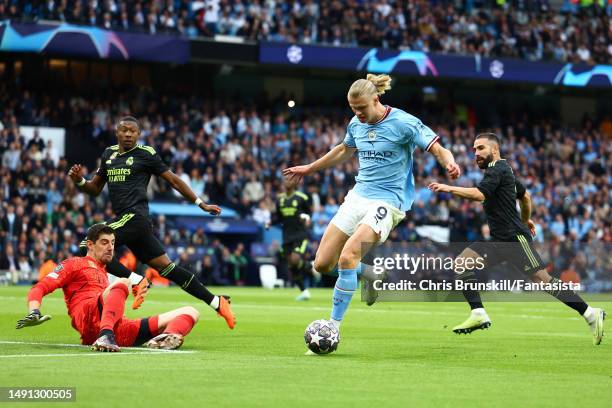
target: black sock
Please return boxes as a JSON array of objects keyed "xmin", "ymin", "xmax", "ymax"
[
  {"xmin": 106, "ymin": 256, "xmax": 133, "ymax": 279},
  {"xmin": 457, "ymin": 271, "xmax": 484, "ymax": 310},
  {"xmin": 161, "ymin": 263, "xmax": 215, "ymax": 305},
  {"xmin": 290, "ymin": 264, "xmax": 305, "ymax": 291},
  {"xmin": 302, "ymin": 260, "xmax": 313, "ymax": 276},
  {"xmin": 545, "ymin": 277, "xmax": 588, "ymax": 315},
  {"xmin": 98, "ymin": 328, "xmax": 114, "ymax": 338},
  {"xmin": 295, "ymin": 279, "xmax": 305, "ymax": 291}
]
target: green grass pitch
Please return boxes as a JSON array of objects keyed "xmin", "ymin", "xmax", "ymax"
[{"xmin": 1, "ymin": 286, "xmax": 610, "ymax": 407}]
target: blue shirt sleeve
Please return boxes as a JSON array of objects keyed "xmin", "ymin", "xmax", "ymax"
[
  {"xmin": 404, "ymin": 119, "xmax": 439, "ymax": 151},
  {"xmin": 343, "ymin": 121, "xmax": 356, "ymax": 148}
]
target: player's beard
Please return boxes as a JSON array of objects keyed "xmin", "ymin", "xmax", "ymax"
[{"xmin": 476, "ymin": 153, "xmax": 493, "ymax": 169}]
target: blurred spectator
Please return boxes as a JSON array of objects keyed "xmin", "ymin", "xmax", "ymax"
[
  {"xmin": 0, "ymin": 243, "xmax": 17, "ymax": 272},
  {"xmin": 252, "ymin": 201, "xmax": 271, "ymax": 226},
  {"xmin": 226, "ymin": 243, "xmax": 248, "ymax": 285},
  {"xmin": 196, "ymin": 254, "xmax": 217, "ymax": 285},
  {"xmin": 243, "ymin": 174, "xmax": 265, "ymax": 204}
]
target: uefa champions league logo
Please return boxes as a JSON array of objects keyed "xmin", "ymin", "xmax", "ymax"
[
  {"xmin": 287, "ymin": 45, "xmax": 303, "ymax": 64},
  {"xmin": 0, "ymin": 22, "xmax": 129, "ymax": 59},
  {"xmin": 356, "ymin": 49, "xmax": 438, "ymax": 76},
  {"xmin": 489, "ymin": 60, "xmax": 504, "ymax": 78},
  {"xmin": 554, "ymin": 64, "xmax": 612, "ymax": 87}
]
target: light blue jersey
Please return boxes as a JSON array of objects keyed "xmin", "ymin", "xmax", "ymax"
[{"xmin": 343, "ymin": 106, "xmax": 439, "ymax": 210}]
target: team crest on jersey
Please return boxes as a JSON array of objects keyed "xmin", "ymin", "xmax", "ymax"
[
  {"xmin": 368, "ymin": 130, "xmax": 377, "ymax": 141},
  {"xmin": 292, "ymin": 200, "xmax": 298, "ymax": 207},
  {"xmin": 48, "ymin": 264, "xmax": 63, "ymax": 279},
  {"xmin": 88, "ymin": 261, "xmax": 97, "ymax": 268},
  {"xmin": 126, "ymin": 157, "xmax": 134, "ymax": 166}
]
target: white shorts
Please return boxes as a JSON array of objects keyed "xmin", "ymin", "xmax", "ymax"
[{"xmin": 330, "ymin": 190, "xmax": 406, "ymax": 243}]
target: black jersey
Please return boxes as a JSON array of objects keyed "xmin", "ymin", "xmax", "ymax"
[
  {"xmin": 275, "ymin": 190, "xmax": 311, "ymax": 243},
  {"xmin": 96, "ymin": 144, "xmax": 169, "ymax": 217},
  {"xmin": 476, "ymin": 159, "xmax": 532, "ymax": 241}
]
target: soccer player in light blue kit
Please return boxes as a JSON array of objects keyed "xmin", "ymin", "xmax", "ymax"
[{"xmin": 284, "ymin": 74, "xmax": 460, "ymax": 342}]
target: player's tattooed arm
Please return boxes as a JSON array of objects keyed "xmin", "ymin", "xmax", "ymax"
[
  {"xmin": 428, "ymin": 143, "xmax": 460, "ymax": 179},
  {"xmin": 159, "ymin": 170, "xmax": 221, "ymax": 215},
  {"xmin": 68, "ymin": 164, "xmax": 106, "ymax": 196}
]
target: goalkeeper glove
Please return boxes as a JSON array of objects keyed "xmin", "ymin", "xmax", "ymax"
[{"xmin": 16, "ymin": 309, "xmax": 52, "ymax": 329}]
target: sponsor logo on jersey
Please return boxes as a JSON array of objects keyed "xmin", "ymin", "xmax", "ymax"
[
  {"xmin": 107, "ymin": 167, "xmax": 131, "ymax": 182},
  {"xmin": 358, "ymin": 150, "xmax": 393, "ymax": 162}
]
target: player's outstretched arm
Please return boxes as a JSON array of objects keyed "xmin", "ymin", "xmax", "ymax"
[
  {"xmin": 16, "ymin": 300, "xmax": 52, "ymax": 329},
  {"xmin": 160, "ymin": 170, "xmax": 221, "ymax": 215},
  {"xmin": 428, "ymin": 182, "xmax": 485, "ymax": 202},
  {"xmin": 69, "ymin": 164, "xmax": 106, "ymax": 196},
  {"xmin": 428, "ymin": 143, "xmax": 461, "ymax": 179},
  {"xmin": 283, "ymin": 143, "xmax": 356, "ymax": 183}
]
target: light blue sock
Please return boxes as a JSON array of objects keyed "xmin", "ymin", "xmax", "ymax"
[
  {"xmin": 328, "ymin": 263, "xmax": 363, "ymax": 278},
  {"xmin": 330, "ymin": 268, "xmax": 358, "ymax": 322}
]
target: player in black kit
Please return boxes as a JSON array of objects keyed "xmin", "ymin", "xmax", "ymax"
[
  {"xmin": 267, "ymin": 177, "xmax": 318, "ymax": 301},
  {"xmin": 429, "ymin": 133, "xmax": 604, "ymax": 345},
  {"xmin": 68, "ymin": 116, "xmax": 235, "ymax": 329}
]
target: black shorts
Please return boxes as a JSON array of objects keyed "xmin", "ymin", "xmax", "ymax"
[
  {"xmin": 281, "ymin": 238, "xmax": 309, "ymax": 257},
  {"xmin": 81, "ymin": 212, "xmax": 165, "ymax": 263},
  {"xmin": 468, "ymin": 234, "xmax": 546, "ymax": 275}
]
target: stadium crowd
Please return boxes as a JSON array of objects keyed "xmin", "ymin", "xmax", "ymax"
[
  {"xmin": 0, "ymin": 87, "xmax": 610, "ymax": 287},
  {"xmin": 1, "ymin": 0, "xmax": 610, "ymax": 63}
]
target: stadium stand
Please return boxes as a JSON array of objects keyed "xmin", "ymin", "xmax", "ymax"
[{"xmin": 0, "ymin": 0, "xmax": 610, "ymax": 63}]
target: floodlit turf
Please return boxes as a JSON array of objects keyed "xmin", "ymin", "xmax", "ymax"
[{"xmin": 1, "ymin": 286, "xmax": 610, "ymax": 407}]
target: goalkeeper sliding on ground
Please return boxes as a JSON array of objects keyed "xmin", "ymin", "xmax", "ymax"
[{"xmin": 16, "ymin": 224, "xmax": 200, "ymax": 351}]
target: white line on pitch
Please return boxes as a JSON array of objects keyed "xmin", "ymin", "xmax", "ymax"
[
  {"xmin": 0, "ymin": 340, "xmax": 194, "ymax": 353},
  {"xmin": 0, "ymin": 351, "xmax": 194, "ymax": 358},
  {"xmin": 0, "ymin": 296, "xmax": 582, "ymax": 320}
]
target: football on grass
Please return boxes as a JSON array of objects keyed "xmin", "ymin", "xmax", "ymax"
[{"xmin": 304, "ymin": 319, "xmax": 340, "ymax": 354}]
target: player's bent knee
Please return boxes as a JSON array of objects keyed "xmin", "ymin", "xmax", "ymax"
[
  {"xmin": 313, "ymin": 258, "xmax": 334, "ymax": 274},
  {"xmin": 155, "ymin": 261, "xmax": 173, "ymax": 273},
  {"xmin": 185, "ymin": 306, "xmax": 200, "ymax": 322},
  {"xmin": 338, "ymin": 251, "xmax": 359, "ymax": 269},
  {"xmin": 173, "ymin": 306, "xmax": 199, "ymax": 322},
  {"xmin": 288, "ymin": 253, "xmax": 300, "ymax": 265},
  {"xmin": 114, "ymin": 278, "xmax": 131, "ymax": 288}
]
